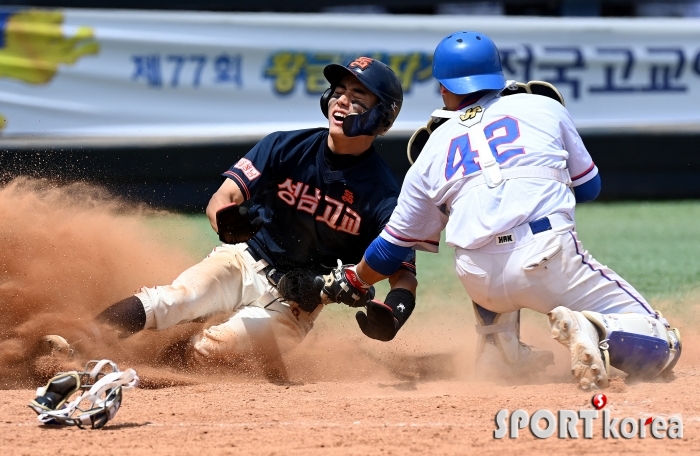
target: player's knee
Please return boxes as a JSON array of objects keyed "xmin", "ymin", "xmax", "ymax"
[
  {"xmin": 160, "ymin": 282, "xmax": 200, "ymax": 305},
  {"xmin": 191, "ymin": 306, "xmax": 310, "ymax": 366},
  {"xmin": 190, "ymin": 334, "xmax": 224, "ymax": 367},
  {"xmin": 191, "ymin": 324, "xmax": 247, "ymax": 366}
]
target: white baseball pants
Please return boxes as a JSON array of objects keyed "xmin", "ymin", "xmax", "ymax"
[
  {"xmin": 454, "ymin": 213, "xmax": 657, "ymax": 318},
  {"xmin": 134, "ymin": 243, "xmax": 323, "ymax": 364}
]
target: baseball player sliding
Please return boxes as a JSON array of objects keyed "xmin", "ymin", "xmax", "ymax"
[
  {"xmin": 46, "ymin": 58, "xmax": 416, "ymax": 367},
  {"xmin": 322, "ymin": 31, "xmax": 682, "ymax": 390}
]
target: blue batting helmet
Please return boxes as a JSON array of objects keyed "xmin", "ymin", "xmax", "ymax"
[{"xmin": 432, "ymin": 31, "xmax": 506, "ymax": 95}]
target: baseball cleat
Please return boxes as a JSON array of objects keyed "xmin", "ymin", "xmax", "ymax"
[
  {"xmin": 518, "ymin": 343, "xmax": 555, "ymax": 373},
  {"xmin": 40, "ymin": 335, "xmax": 75, "ymax": 359},
  {"xmin": 548, "ymin": 306, "xmax": 609, "ymax": 390}
]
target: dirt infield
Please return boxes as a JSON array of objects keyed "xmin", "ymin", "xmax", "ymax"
[
  {"xmin": 1, "ymin": 332, "xmax": 698, "ymax": 455},
  {"xmin": 0, "ymin": 179, "xmax": 697, "ymax": 455}
]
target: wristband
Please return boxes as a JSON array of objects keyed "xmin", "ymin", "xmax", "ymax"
[{"xmin": 344, "ymin": 266, "xmax": 370, "ymax": 290}]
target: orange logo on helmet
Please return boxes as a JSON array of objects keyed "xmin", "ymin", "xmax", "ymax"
[{"xmin": 349, "ymin": 57, "xmax": 373, "ymax": 70}]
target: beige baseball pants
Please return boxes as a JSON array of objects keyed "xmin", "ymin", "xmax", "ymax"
[{"xmin": 134, "ymin": 243, "xmax": 324, "ymax": 365}]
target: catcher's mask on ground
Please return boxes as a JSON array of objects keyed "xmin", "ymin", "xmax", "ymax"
[
  {"xmin": 320, "ymin": 57, "xmax": 403, "ymax": 137},
  {"xmin": 28, "ymin": 359, "xmax": 138, "ymax": 429}
]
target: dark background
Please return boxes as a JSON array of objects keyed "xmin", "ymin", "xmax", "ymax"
[{"xmin": 0, "ymin": 0, "xmax": 691, "ymax": 17}]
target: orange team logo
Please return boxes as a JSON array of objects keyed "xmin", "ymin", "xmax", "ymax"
[
  {"xmin": 342, "ymin": 189, "xmax": 354, "ymax": 204},
  {"xmin": 349, "ymin": 57, "xmax": 373, "ymax": 70}
]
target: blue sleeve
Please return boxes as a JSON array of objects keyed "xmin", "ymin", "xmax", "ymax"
[
  {"xmin": 573, "ymin": 173, "xmax": 601, "ymax": 203},
  {"xmin": 364, "ymin": 236, "xmax": 415, "ymax": 276}
]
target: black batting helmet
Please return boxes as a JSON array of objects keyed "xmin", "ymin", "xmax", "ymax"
[{"xmin": 320, "ymin": 57, "xmax": 403, "ymax": 137}]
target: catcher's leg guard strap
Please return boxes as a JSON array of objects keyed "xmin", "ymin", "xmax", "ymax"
[
  {"xmin": 582, "ymin": 310, "xmax": 681, "ymax": 379},
  {"xmin": 95, "ymin": 296, "xmax": 146, "ymax": 336},
  {"xmin": 474, "ymin": 303, "xmax": 498, "ymax": 325},
  {"xmin": 475, "ymin": 322, "xmax": 518, "ymax": 334},
  {"xmin": 473, "ymin": 303, "xmax": 520, "ymax": 364}
]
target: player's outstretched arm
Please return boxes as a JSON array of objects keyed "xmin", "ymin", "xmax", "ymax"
[
  {"xmin": 323, "ymin": 258, "xmax": 417, "ymax": 342},
  {"xmin": 206, "ymin": 179, "xmax": 245, "ymax": 233}
]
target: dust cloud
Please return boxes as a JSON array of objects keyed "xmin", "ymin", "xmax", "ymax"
[
  {"xmin": 0, "ymin": 177, "xmax": 473, "ymax": 390},
  {"xmin": 0, "ymin": 178, "xmax": 197, "ymax": 387}
]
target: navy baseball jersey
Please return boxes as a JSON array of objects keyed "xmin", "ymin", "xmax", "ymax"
[{"xmin": 223, "ymin": 128, "xmax": 416, "ymax": 275}]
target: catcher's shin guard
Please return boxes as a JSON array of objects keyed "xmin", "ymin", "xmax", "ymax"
[
  {"xmin": 473, "ymin": 303, "xmax": 553, "ymax": 379},
  {"xmin": 582, "ymin": 310, "xmax": 681, "ymax": 380}
]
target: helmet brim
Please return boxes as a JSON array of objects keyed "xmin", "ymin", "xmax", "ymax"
[
  {"xmin": 439, "ymin": 73, "xmax": 507, "ymax": 96},
  {"xmin": 324, "ymin": 63, "xmax": 355, "ymax": 87},
  {"xmin": 324, "ymin": 63, "xmax": 385, "ymax": 101}
]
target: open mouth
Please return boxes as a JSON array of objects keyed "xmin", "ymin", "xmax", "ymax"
[{"xmin": 332, "ymin": 112, "xmax": 347, "ymax": 124}]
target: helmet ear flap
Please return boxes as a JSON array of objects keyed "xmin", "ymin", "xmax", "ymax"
[
  {"xmin": 320, "ymin": 87, "xmax": 333, "ymax": 118},
  {"xmin": 379, "ymin": 101, "xmax": 395, "ymax": 130},
  {"xmin": 378, "ymin": 99, "xmax": 402, "ymax": 133}
]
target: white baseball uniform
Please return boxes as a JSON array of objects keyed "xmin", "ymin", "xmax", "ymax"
[{"xmin": 382, "ymin": 91, "xmax": 657, "ymax": 319}]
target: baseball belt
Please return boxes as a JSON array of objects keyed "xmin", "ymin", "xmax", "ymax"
[{"xmin": 245, "ymin": 244, "xmax": 285, "ymax": 287}]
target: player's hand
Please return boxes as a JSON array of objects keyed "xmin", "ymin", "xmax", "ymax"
[
  {"xmin": 321, "ymin": 260, "xmax": 375, "ymax": 307},
  {"xmin": 356, "ymin": 289, "xmax": 415, "ymax": 342},
  {"xmin": 216, "ymin": 203, "xmax": 263, "ymax": 244}
]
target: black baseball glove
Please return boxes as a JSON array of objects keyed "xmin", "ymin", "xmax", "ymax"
[
  {"xmin": 356, "ymin": 288, "xmax": 415, "ymax": 342},
  {"xmin": 216, "ymin": 203, "xmax": 264, "ymax": 244},
  {"xmin": 277, "ymin": 269, "xmax": 326, "ymax": 313}
]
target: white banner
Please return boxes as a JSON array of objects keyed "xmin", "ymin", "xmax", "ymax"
[{"xmin": 1, "ymin": 9, "xmax": 700, "ymax": 143}]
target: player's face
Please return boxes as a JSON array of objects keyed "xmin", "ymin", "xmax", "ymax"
[{"xmin": 327, "ymin": 75, "xmax": 379, "ymax": 136}]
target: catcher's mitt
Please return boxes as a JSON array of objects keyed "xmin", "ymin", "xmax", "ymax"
[{"xmin": 320, "ymin": 260, "xmax": 375, "ymax": 308}]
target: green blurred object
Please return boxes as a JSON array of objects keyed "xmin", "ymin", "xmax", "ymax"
[
  {"xmin": 143, "ymin": 212, "xmax": 220, "ymax": 259},
  {"xmin": 575, "ymin": 201, "xmax": 700, "ymax": 300}
]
